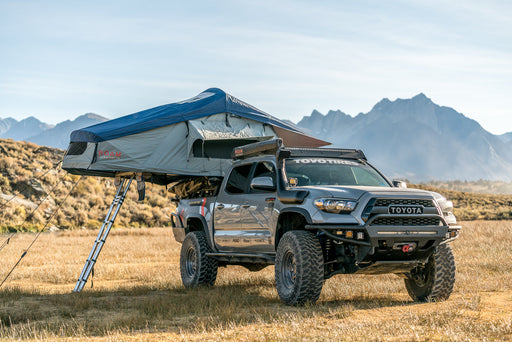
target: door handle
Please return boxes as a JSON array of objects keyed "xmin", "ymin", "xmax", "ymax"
[{"xmin": 216, "ymin": 204, "xmax": 225, "ymax": 209}]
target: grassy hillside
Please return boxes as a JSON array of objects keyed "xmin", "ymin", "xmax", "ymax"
[
  {"xmin": 0, "ymin": 139, "xmax": 175, "ymax": 232},
  {"xmin": 411, "ymin": 184, "xmax": 512, "ymax": 221},
  {"xmin": 1, "ymin": 138, "xmax": 512, "ymax": 233},
  {"xmin": 422, "ymin": 179, "xmax": 512, "ymax": 195}
]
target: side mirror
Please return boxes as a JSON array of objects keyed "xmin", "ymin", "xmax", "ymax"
[
  {"xmin": 251, "ymin": 177, "xmax": 276, "ymax": 191},
  {"xmin": 392, "ymin": 180, "xmax": 407, "ymax": 188}
]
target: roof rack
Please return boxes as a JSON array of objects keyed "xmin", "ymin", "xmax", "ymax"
[{"xmin": 232, "ymin": 139, "xmax": 366, "ymax": 161}]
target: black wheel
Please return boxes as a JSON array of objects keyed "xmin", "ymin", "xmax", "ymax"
[
  {"xmin": 405, "ymin": 243, "xmax": 456, "ymax": 302},
  {"xmin": 180, "ymin": 231, "xmax": 218, "ymax": 288},
  {"xmin": 275, "ymin": 231, "xmax": 324, "ymax": 305}
]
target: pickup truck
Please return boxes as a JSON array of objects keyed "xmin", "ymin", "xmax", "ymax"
[{"xmin": 170, "ymin": 139, "xmax": 460, "ymax": 305}]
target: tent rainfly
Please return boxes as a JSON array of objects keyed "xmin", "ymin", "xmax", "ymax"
[{"xmin": 62, "ymin": 88, "xmax": 330, "ymax": 184}]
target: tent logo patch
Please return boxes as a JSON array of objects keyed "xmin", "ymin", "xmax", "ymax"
[{"xmin": 98, "ymin": 150, "xmax": 122, "ymax": 159}]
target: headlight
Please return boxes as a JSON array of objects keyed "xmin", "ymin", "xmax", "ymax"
[
  {"xmin": 439, "ymin": 199, "xmax": 454, "ymax": 215},
  {"xmin": 431, "ymin": 192, "xmax": 454, "ymax": 215},
  {"xmin": 314, "ymin": 198, "xmax": 357, "ymax": 214}
]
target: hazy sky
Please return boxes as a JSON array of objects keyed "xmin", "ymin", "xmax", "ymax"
[{"xmin": 1, "ymin": 0, "xmax": 511, "ymax": 134}]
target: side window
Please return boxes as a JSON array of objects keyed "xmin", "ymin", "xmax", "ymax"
[
  {"xmin": 225, "ymin": 163, "xmax": 253, "ymax": 194},
  {"xmin": 251, "ymin": 162, "xmax": 276, "ymax": 192}
]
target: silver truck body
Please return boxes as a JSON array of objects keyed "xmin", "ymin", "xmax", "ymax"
[{"xmin": 171, "ymin": 139, "xmax": 460, "ymax": 304}]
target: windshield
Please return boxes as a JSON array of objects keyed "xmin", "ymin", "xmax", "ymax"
[{"xmin": 284, "ymin": 158, "xmax": 390, "ymax": 187}]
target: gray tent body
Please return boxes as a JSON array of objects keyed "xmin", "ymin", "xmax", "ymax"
[{"xmin": 63, "ymin": 88, "xmax": 329, "ymax": 184}]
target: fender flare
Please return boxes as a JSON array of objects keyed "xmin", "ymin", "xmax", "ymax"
[
  {"xmin": 274, "ymin": 208, "xmax": 313, "ymax": 247},
  {"xmin": 185, "ymin": 214, "xmax": 216, "ymax": 251},
  {"xmin": 278, "ymin": 207, "xmax": 313, "ymax": 224}
]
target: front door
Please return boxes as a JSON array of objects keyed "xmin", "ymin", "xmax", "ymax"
[
  {"xmin": 213, "ymin": 163, "xmax": 253, "ymax": 251},
  {"xmin": 239, "ymin": 161, "xmax": 277, "ymax": 253}
]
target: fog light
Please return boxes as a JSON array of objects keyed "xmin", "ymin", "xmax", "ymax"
[
  {"xmin": 345, "ymin": 231, "xmax": 353, "ymax": 238},
  {"xmin": 445, "ymin": 232, "xmax": 450, "ymax": 239},
  {"xmin": 357, "ymin": 232, "xmax": 364, "ymax": 240},
  {"xmin": 336, "ymin": 230, "xmax": 343, "ymax": 236}
]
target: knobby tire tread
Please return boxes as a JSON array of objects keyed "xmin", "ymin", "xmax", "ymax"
[
  {"xmin": 276, "ymin": 230, "xmax": 324, "ymax": 306},
  {"xmin": 180, "ymin": 231, "xmax": 217, "ymax": 287},
  {"xmin": 405, "ymin": 243, "xmax": 455, "ymax": 302}
]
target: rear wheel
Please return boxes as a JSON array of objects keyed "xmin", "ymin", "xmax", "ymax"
[
  {"xmin": 275, "ymin": 231, "xmax": 324, "ymax": 305},
  {"xmin": 180, "ymin": 231, "xmax": 218, "ymax": 288},
  {"xmin": 405, "ymin": 243, "xmax": 455, "ymax": 302}
]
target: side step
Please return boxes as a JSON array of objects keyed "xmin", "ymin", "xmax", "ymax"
[{"xmin": 206, "ymin": 252, "xmax": 275, "ymax": 264}]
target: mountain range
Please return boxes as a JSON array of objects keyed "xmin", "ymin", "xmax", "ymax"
[
  {"xmin": 297, "ymin": 94, "xmax": 512, "ymax": 182},
  {"xmin": 0, "ymin": 113, "xmax": 107, "ymax": 149},
  {"xmin": 1, "ymin": 95, "xmax": 511, "ymax": 181}
]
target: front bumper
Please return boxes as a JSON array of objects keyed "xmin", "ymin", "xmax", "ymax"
[
  {"xmin": 306, "ymin": 214, "xmax": 461, "ymax": 271},
  {"xmin": 306, "ymin": 214, "xmax": 460, "ymax": 247}
]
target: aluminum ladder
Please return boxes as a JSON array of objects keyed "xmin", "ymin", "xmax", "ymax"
[{"xmin": 73, "ymin": 177, "xmax": 132, "ymax": 292}]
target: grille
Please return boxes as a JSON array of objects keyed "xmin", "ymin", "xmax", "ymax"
[
  {"xmin": 370, "ymin": 217, "xmax": 440, "ymax": 226},
  {"xmin": 374, "ymin": 198, "xmax": 434, "ymax": 207}
]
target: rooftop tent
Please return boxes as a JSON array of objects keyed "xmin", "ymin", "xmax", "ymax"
[{"xmin": 62, "ymin": 88, "xmax": 330, "ymax": 183}]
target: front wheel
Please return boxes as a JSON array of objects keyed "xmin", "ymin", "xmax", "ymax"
[
  {"xmin": 405, "ymin": 243, "xmax": 456, "ymax": 302},
  {"xmin": 180, "ymin": 231, "xmax": 218, "ymax": 288},
  {"xmin": 275, "ymin": 231, "xmax": 324, "ymax": 306}
]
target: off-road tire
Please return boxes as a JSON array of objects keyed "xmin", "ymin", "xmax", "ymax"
[
  {"xmin": 405, "ymin": 243, "xmax": 455, "ymax": 302},
  {"xmin": 180, "ymin": 231, "xmax": 218, "ymax": 288},
  {"xmin": 275, "ymin": 231, "xmax": 324, "ymax": 306}
]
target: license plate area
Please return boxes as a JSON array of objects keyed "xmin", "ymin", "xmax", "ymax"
[{"xmin": 388, "ymin": 205, "xmax": 424, "ymax": 215}]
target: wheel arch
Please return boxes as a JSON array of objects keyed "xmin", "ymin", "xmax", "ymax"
[
  {"xmin": 275, "ymin": 208, "xmax": 312, "ymax": 249},
  {"xmin": 186, "ymin": 215, "xmax": 215, "ymax": 250}
]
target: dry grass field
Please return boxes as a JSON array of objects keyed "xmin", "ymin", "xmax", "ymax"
[{"xmin": 0, "ymin": 221, "xmax": 511, "ymax": 341}]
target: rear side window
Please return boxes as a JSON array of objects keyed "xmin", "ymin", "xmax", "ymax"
[{"xmin": 225, "ymin": 163, "xmax": 253, "ymax": 194}]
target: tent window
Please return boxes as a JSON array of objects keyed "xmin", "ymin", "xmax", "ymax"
[
  {"xmin": 192, "ymin": 139, "xmax": 260, "ymax": 159},
  {"xmin": 66, "ymin": 142, "xmax": 88, "ymax": 156}
]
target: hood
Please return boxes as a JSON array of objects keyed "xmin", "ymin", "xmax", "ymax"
[{"xmin": 302, "ymin": 185, "xmax": 435, "ymax": 201}]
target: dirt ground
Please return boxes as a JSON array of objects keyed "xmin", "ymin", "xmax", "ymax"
[{"xmin": 0, "ymin": 221, "xmax": 511, "ymax": 341}]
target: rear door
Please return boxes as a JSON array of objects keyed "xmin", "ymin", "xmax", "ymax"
[{"xmin": 213, "ymin": 163, "xmax": 254, "ymax": 251}]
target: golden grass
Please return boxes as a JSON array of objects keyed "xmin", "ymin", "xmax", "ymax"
[{"xmin": 0, "ymin": 221, "xmax": 511, "ymax": 341}]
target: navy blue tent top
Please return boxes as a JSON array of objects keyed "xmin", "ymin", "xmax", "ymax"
[{"xmin": 70, "ymin": 88, "xmax": 307, "ymax": 143}]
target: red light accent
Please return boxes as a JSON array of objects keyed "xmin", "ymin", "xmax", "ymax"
[{"xmin": 402, "ymin": 244, "xmax": 410, "ymax": 252}]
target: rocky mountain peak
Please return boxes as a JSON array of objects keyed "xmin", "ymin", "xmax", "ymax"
[
  {"xmin": 297, "ymin": 94, "xmax": 512, "ymax": 182},
  {"xmin": 80, "ymin": 113, "xmax": 109, "ymax": 121}
]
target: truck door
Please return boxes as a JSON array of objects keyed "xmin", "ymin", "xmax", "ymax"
[
  {"xmin": 213, "ymin": 163, "xmax": 254, "ymax": 251},
  {"xmin": 239, "ymin": 161, "xmax": 277, "ymax": 253}
]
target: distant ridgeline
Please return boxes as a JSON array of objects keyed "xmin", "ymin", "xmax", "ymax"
[
  {"xmin": 0, "ymin": 114, "xmax": 108, "ymax": 150},
  {"xmin": 298, "ymin": 94, "xmax": 512, "ymax": 182}
]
